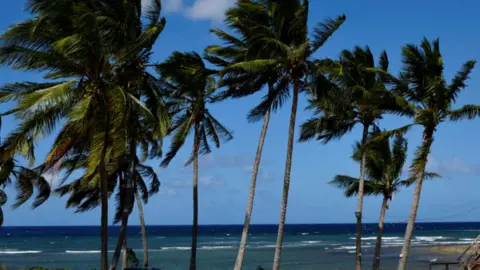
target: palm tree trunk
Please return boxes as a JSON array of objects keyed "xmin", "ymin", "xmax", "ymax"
[
  {"xmin": 373, "ymin": 196, "xmax": 388, "ymax": 270},
  {"xmin": 397, "ymin": 133, "xmax": 433, "ymax": 270},
  {"xmin": 121, "ymin": 239, "xmax": 127, "ymax": 270},
  {"xmin": 190, "ymin": 127, "xmax": 200, "ymax": 270},
  {"xmin": 272, "ymin": 82, "xmax": 299, "ymax": 270},
  {"xmin": 355, "ymin": 124, "xmax": 369, "ymax": 270},
  {"xmin": 135, "ymin": 191, "xmax": 149, "ymax": 268},
  {"xmin": 99, "ymin": 113, "xmax": 110, "ymax": 270},
  {"xmin": 111, "ymin": 218, "xmax": 128, "ymax": 270},
  {"xmin": 234, "ymin": 87, "xmax": 272, "ymax": 270},
  {"xmin": 111, "ymin": 137, "xmax": 137, "ymax": 270}
]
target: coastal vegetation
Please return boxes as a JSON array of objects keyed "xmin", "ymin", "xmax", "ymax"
[{"xmin": 0, "ymin": 0, "xmax": 479, "ymax": 270}]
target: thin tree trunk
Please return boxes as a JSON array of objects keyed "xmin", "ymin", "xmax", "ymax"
[
  {"xmin": 121, "ymin": 239, "xmax": 127, "ymax": 270},
  {"xmin": 99, "ymin": 113, "xmax": 110, "ymax": 270},
  {"xmin": 111, "ymin": 137, "xmax": 137, "ymax": 270},
  {"xmin": 135, "ymin": 191, "xmax": 149, "ymax": 268},
  {"xmin": 355, "ymin": 124, "xmax": 370, "ymax": 270},
  {"xmin": 190, "ymin": 127, "xmax": 200, "ymax": 270},
  {"xmin": 373, "ymin": 196, "xmax": 388, "ymax": 270},
  {"xmin": 272, "ymin": 83, "xmax": 299, "ymax": 270},
  {"xmin": 111, "ymin": 218, "xmax": 128, "ymax": 270},
  {"xmin": 234, "ymin": 107, "xmax": 271, "ymax": 270},
  {"xmin": 397, "ymin": 133, "xmax": 433, "ymax": 270}
]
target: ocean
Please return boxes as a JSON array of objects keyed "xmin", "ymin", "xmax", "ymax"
[{"xmin": 0, "ymin": 222, "xmax": 479, "ymax": 269}]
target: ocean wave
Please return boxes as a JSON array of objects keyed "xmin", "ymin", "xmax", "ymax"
[
  {"xmin": 66, "ymin": 250, "xmax": 100, "ymax": 254},
  {"xmin": 301, "ymin": 232, "xmax": 310, "ymax": 236},
  {"xmin": 348, "ymin": 250, "xmax": 356, "ymax": 253},
  {"xmin": 199, "ymin": 245, "xmax": 234, "ymax": 250},
  {"xmin": 156, "ymin": 236, "xmax": 167, "ymax": 239},
  {"xmin": 460, "ymin": 238, "xmax": 476, "ymax": 241},
  {"xmin": 161, "ymin": 246, "xmax": 190, "ymax": 251},
  {"xmin": 301, "ymin": 241, "xmax": 322, "ymax": 244},
  {"xmin": 0, "ymin": 250, "xmax": 42, "ymax": 254},
  {"xmin": 334, "ymin": 246, "xmax": 356, "ymax": 250},
  {"xmin": 415, "ymin": 236, "xmax": 450, "ymax": 242}
]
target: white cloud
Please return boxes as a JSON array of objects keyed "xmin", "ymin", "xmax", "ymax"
[
  {"xmin": 159, "ymin": 187, "xmax": 177, "ymax": 197},
  {"xmin": 43, "ymin": 173, "xmax": 61, "ymax": 188},
  {"xmin": 167, "ymin": 175, "xmax": 225, "ymax": 188},
  {"xmin": 427, "ymin": 156, "xmax": 480, "ymax": 175},
  {"xmin": 241, "ymin": 166, "xmax": 275, "ymax": 181},
  {"xmin": 185, "ymin": 0, "xmax": 235, "ymax": 22},
  {"xmin": 163, "ymin": 0, "xmax": 183, "ymax": 12}
]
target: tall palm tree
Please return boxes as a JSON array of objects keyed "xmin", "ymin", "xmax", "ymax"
[
  {"xmin": 221, "ymin": 2, "xmax": 345, "ymax": 268},
  {"xmin": 377, "ymin": 38, "xmax": 480, "ymax": 270},
  {"xmin": 299, "ymin": 47, "xmax": 412, "ymax": 269},
  {"xmin": 157, "ymin": 52, "xmax": 233, "ymax": 270},
  {"xmin": 106, "ymin": 1, "xmax": 168, "ymax": 268},
  {"xmin": 204, "ymin": 1, "xmax": 281, "ymax": 268},
  {"xmin": 0, "ymin": 1, "xmax": 138, "ymax": 268},
  {"xmin": 329, "ymin": 128, "xmax": 439, "ymax": 270}
]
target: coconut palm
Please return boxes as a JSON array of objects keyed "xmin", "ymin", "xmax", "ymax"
[
  {"xmin": 299, "ymin": 46, "xmax": 413, "ymax": 269},
  {"xmin": 374, "ymin": 38, "xmax": 480, "ymax": 270},
  {"xmin": 220, "ymin": 1, "xmax": 345, "ymax": 268},
  {"xmin": 0, "ymin": 1, "xmax": 167, "ymax": 268},
  {"xmin": 330, "ymin": 128, "xmax": 440, "ymax": 269},
  {"xmin": 204, "ymin": 1, "xmax": 282, "ymax": 268},
  {"xmin": 106, "ymin": 1, "xmax": 168, "ymax": 268},
  {"xmin": 0, "ymin": 156, "xmax": 51, "ymax": 227},
  {"xmin": 54, "ymin": 150, "xmax": 160, "ymax": 268},
  {"xmin": 0, "ymin": 1, "xmax": 133, "ymax": 268},
  {"xmin": 157, "ymin": 52, "xmax": 233, "ymax": 270}
]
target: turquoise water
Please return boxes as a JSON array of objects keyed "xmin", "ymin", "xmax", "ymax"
[{"xmin": 0, "ymin": 223, "xmax": 478, "ymax": 269}]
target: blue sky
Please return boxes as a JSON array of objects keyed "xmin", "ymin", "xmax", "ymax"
[{"xmin": 1, "ymin": 0, "xmax": 480, "ymax": 226}]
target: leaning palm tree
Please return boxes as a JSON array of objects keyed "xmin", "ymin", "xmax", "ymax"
[
  {"xmin": 157, "ymin": 52, "xmax": 233, "ymax": 270},
  {"xmin": 375, "ymin": 38, "xmax": 480, "ymax": 270},
  {"xmin": 221, "ymin": 1, "xmax": 345, "ymax": 268},
  {"xmin": 299, "ymin": 47, "xmax": 413, "ymax": 269},
  {"xmin": 204, "ymin": 1, "xmax": 282, "ymax": 268},
  {"xmin": 330, "ymin": 128, "xmax": 440, "ymax": 270}
]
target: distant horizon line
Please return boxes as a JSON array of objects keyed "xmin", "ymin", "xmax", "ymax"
[{"xmin": 2, "ymin": 221, "xmax": 480, "ymax": 227}]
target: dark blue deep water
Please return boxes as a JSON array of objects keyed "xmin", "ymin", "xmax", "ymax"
[{"xmin": 1, "ymin": 223, "xmax": 479, "ymax": 269}]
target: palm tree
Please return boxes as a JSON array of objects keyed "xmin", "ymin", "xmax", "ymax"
[
  {"xmin": 106, "ymin": 1, "xmax": 168, "ymax": 268},
  {"xmin": 157, "ymin": 52, "xmax": 233, "ymax": 270},
  {"xmin": 204, "ymin": 1, "xmax": 281, "ymax": 268},
  {"xmin": 55, "ymin": 151, "xmax": 160, "ymax": 269},
  {"xmin": 0, "ymin": 1, "xmax": 136, "ymax": 268},
  {"xmin": 0, "ymin": 156, "xmax": 51, "ymax": 226},
  {"xmin": 329, "ymin": 128, "xmax": 439, "ymax": 270},
  {"xmin": 299, "ymin": 47, "xmax": 412, "ymax": 269},
  {"xmin": 0, "ymin": 1, "xmax": 167, "ymax": 269},
  {"xmin": 377, "ymin": 38, "xmax": 480, "ymax": 270},
  {"xmin": 221, "ymin": 1, "xmax": 345, "ymax": 268}
]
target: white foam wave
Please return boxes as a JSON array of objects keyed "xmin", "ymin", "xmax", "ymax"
[
  {"xmin": 348, "ymin": 250, "xmax": 356, "ymax": 253},
  {"xmin": 161, "ymin": 246, "xmax": 190, "ymax": 251},
  {"xmin": 460, "ymin": 238, "xmax": 476, "ymax": 241},
  {"xmin": 415, "ymin": 236, "xmax": 450, "ymax": 242},
  {"xmin": 156, "ymin": 236, "xmax": 167, "ymax": 239},
  {"xmin": 66, "ymin": 250, "xmax": 100, "ymax": 254},
  {"xmin": 199, "ymin": 245, "xmax": 234, "ymax": 250},
  {"xmin": 301, "ymin": 241, "xmax": 322, "ymax": 244},
  {"xmin": 301, "ymin": 232, "xmax": 310, "ymax": 236},
  {"xmin": 334, "ymin": 246, "xmax": 356, "ymax": 250},
  {"xmin": 0, "ymin": 250, "xmax": 42, "ymax": 254}
]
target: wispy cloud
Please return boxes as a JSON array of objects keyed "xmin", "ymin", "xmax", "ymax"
[
  {"xmin": 165, "ymin": 175, "xmax": 225, "ymax": 189},
  {"xmin": 241, "ymin": 165, "xmax": 276, "ymax": 181},
  {"xmin": 142, "ymin": 0, "xmax": 234, "ymax": 22},
  {"xmin": 185, "ymin": 0, "xmax": 235, "ymax": 22},
  {"xmin": 427, "ymin": 156, "xmax": 480, "ymax": 175}
]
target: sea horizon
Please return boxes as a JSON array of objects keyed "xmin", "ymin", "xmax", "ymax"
[{"xmin": 1, "ymin": 222, "xmax": 478, "ymax": 269}]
